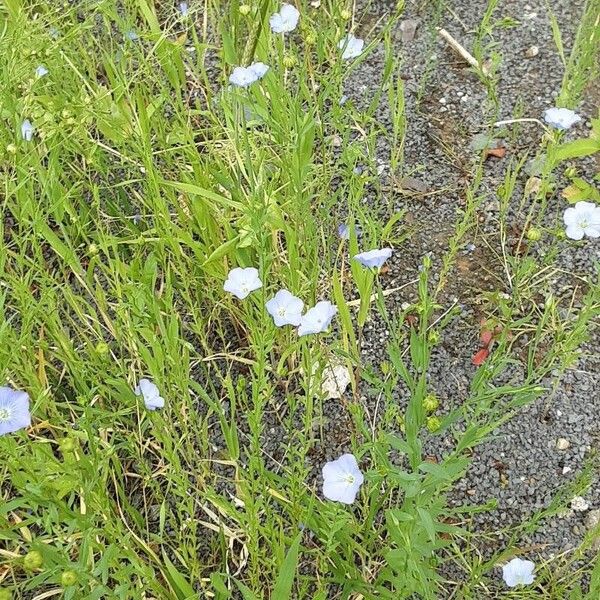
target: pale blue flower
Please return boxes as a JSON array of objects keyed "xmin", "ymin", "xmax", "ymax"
[
  {"xmin": 0, "ymin": 386, "xmax": 31, "ymax": 436},
  {"xmin": 125, "ymin": 30, "xmax": 139, "ymax": 41},
  {"xmin": 502, "ymin": 557, "xmax": 535, "ymax": 587},
  {"xmin": 338, "ymin": 33, "xmax": 364, "ymax": 60},
  {"xmin": 35, "ymin": 65, "xmax": 49, "ymax": 78},
  {"xmin": 229, "ymin": 62, "xmax": 270, "ymax": 88},
  {"xmin": 224, "ymin": 267, "xmax": 263, "ymax": 299},
  {"xmin": 21, "ymin": 119, "xmax": 34, "ymax": 141},
  {"xmin": 134, "ymin": 379, "xmax": 165, "ymax": 410},
  {"xmin": 179, "ymin": 2, "xmax": 189, "ymax": 16},
  {"xmin": 249, "ymin": 62, "xmax": 269, "ymax": 79},
  {"xmin": 298, "ymin": 301, "xmax": 337, "ymax": 336},
  {"xmin": 543, "ymin": 107, "xmax": 581, "ymax": 130},
  {"xmin": 322, "ymin": 454, "xmax": 364, "ymax": 504},
  {"xmin": 563, "ymin": 201, "xmax": 600, "ymax": 240},
  {"xmin": 270, "ymin": 3, "xmax": 300, "ymax": 34},
  {"xmin": 266, "ymin": 290, "xmax": 304, "ymax": 326},
  {"xmin": 353, "ymin": 248, "xmax": 392, "ymax": 268}
]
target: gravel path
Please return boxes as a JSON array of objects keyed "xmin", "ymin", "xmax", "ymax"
[{"xmin": 340, "ymin": 0, "xmax": 599, "ymax": 566}]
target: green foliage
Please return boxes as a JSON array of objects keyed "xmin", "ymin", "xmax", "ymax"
[{"xmin": 0, "ymin": 0, "xmax": 598, "ymax": 598}]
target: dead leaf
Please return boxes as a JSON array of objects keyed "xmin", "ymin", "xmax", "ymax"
[
  {"xmin": 472, "ymin": 348, "xmax": 489, "ymax": 366},
  {"xmin": 484, "ymin": 146, "xmax": 506, "ymax": 159},
  {"xmin": 398, "ymin": 176, "xmax": 428, "ymax": 193}
]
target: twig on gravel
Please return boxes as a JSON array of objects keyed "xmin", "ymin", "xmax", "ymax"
[
  {"xmin": 437, "ymin": 27, "xmax": 489, "ymax": 76},
  {"xmin": 346, "ymin": 279, "xmax": 419, "ymax": 308},
  {"xmin": 493, "ymin": 117, "xmax": 547, "ymax": 129}
]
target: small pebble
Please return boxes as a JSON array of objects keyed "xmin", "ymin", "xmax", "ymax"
[
  {"xmin": 556, "ymin": 438, "xmax": 570, "ymax": 450},
  {"xmin": 571, "ymin": 496, "xmax": 590, "ymax": 512},
  {"xmin": 525, "ymin": 45, "xmax": 539, "ymax": 58}
]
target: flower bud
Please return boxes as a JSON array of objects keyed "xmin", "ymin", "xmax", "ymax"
[
  {"xmin": 6, "ymin": 144, "xmax": 17, "ymax": 154},
  {"xmin": 423, "ymin": 394, "xmax": 439, "ymax": 413},
  {"xmin": 239, "ymin": 4, "xmax": 251, "ymax": 16},
  {"xmin": 59, "ymin": 437, "xmax": 76, "ymax": 453},
  {"xmin": 61, "ymin": 570, "xmax": 78, "ymax": 586},
  {"xmin": 426, "ymin": 416, "xmax": 441, "ymax": 433},
  {"xmin": 340, "ymin": 9, "xmax": 352, "ymax": 20},
  {"xmin": 95, "ymin": 341, "xmax": 109, "ymax": 355},
  {"xmin": 526, "ymin": 227, "xmax": 542, "ymax": 241},
  {"xmin": 283, "ymin": 54, "xmax": 297, "ymax": 68},
  {"xmin": 88, "ymin": 243, "xmax": 99, "ymax": 256},
  {"xmin": 23, "ymin": 550, "xmax": 43, "ymax": 571}
]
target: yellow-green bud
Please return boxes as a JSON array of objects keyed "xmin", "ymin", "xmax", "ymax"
[
  {"xmin": 428, "ymin": 330, "xmax": 440, "ymax": 345},
  {"xmin": 88, "ymin": 243, "xmax": 99, "ymax": 256},
  {"xmin": 59, "ymin": 437, "xmax": 76, "ymax": 453},
  {"xmin": 340, "ymin": 9, "xmax": 352, "ymax": 20},
  {"xmin": 426, "ymin": 416, "xmax": 441, "ymax": 433},
  {"xmin": 239, "ymin": 4, "xmax": 251, "ymax": 16},
  {"xmin": 283, "ymin": 54, "xmax": 297, "ymax": 68},
  {"xmin": 23, "ymin": 550, "xmax": 43, "ymax": 570},
  {"xmin": 423, "ymin": 394, "xmax": 439, "ymax": 413},
  {"xmin": 95, "ymin": 341, "xmax": 109, "ymax": 355},
  {"xmin": 305, "ymin": 32, "xmax": 317, "ymax": 45},
  {"xmin": 7, "ymin": 144, "xmax": 17, "ymax": 154},
  {"xmin": 61, "ymin": 570, "xmax": 78, "ymax": 586},
  {"xmin": 526, "ymin": 227, "xmax": 542, "ymax": 241}
]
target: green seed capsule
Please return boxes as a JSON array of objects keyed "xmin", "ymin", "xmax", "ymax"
[
  {"xmin": 23, "ymin": 550, "xmax": 43, "ymax": 570},
  {"xmin": 61, "ymin": 570, "xmax": 78, "ymax": 586},
  {"xmin": 426, "ymin": 416, "xmax": 441, "ymax": 433}
]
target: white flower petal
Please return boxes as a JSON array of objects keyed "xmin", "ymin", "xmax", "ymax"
[
  {"xmin": 543, "ymin": 107, "xmax": 581, "ymax": 130},
  {"xmin": 322, "ymin": 453, "xmax": 364, "ymax": 504},
  {"xmin": 134, "ymin": 378, "xmax": 165, "ymax": 411},
  {"xmin": 338, "ymin": 33, "xmax": 364, "ymax": 60},
  {"xmin": 353, "ymin": 248, "xmax": 393, "ymax": 268},
  {"xmin": 502, "ymin": 558, "xmax": 535, "ymax": 587},
  {"xmin": 298, "ymin": 301, "xmax": 337, "ymax": 336},
  {"xmin": 224, "ymin": 267, "xmax": 263, "ymax": 299},
  {"xmin": 266, "ymin": 289, "xmax": 304, "ymax": 327},
  {"xmin": 21, "ymin": 119, "xmax": 34, "ymax": 141},
  {"xmin": 270, "ymin": 4, "xmax": 300, "ymax": 33}
]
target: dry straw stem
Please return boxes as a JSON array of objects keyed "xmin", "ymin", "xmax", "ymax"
[{"xmin": 436, "ymin": 27, "xmax": 490, "ymax": 76}]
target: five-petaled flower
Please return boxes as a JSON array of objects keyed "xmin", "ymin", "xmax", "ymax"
[
  {"xmin": 298, "ymin": 301, "xmax": 338, "ymax": 336},
  {"xmin": 35, "ymin": 65, "xmax": 49, "ymax": 78},
  {"xmin": 502, "ymin": 557, "xmax": 535, "ymax": 587},
  {"xmin": 21, "ymin": 119, "xmax": 34, "ymax": 141},
  {"xmin": 270, "ymin": 3, "xmax": 300, "ymax": 33},
  {"xmin": 353, "ymin": 248, "xmax": 393, "ymax": 268},
  {"xmin": 0, "ymin": 386, "xmax": 31, "ymax": 436},
  {"xmin": 563, "ymin": 201, "xmax": 600, "ymax": 240},
  {"xmin": 134, "ymin": 379, "xmax": 165, "ymax": 411},
  {"xmin": 229, "ymin": 63, "xmax": 270, "ymax": 88},
  {"xmin": 266, "ymin": 289, "xmax": 304, "ymax": 326},
  {"xmin": 224, "ymin": 267, "xmax": 263, "ymax": 299},
  {"xmin": 322, "ymin": 453, "xmax": 364, "ymax": 504},
  {"xmin": 338, "ymin": 33, "xmax": 364, "ymax": 60},
  {"xmin": 543, "ymin": 107, "xmax": 581, "ymax": 130}
]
